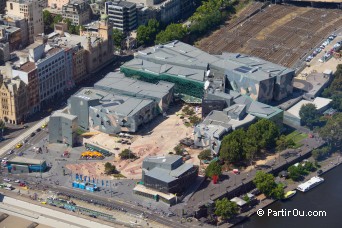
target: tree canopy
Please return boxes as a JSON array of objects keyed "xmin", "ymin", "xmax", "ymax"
[
  {"xmin": 220, "ymin": 129, "xmax": 246, "ymax": 163},
  {"xmin": 119, "ymin": 149, "xmax": 136, "ymax": 160},
  {"xmin": 318, "ymin": 113, "xmax": 342, "ymax": 149},
  {"xmin": 205, "ymin": 161, "xmax": 222, "ymax": 178},
  {"xmin": 299, "ymin": 103, "xmax": 320, "ymax": 129},
  {"xmin": 104, "ymin": 162, "xmax": 118, "ymax": 175},
  {"xmin": 219, "ymin": 119, "xmax": 279, "ymax": 164},
  {"xmin": 136, "ymin": 19, "xmax": 161, "ymax": 46},
  {"xmin": 214, "ymin": 198, "xmax": 238, "ymax": 220},
  {"xmin": 198, "ymin": 149, "xmax": 212, "ymax": 160},
  {"xmin": 112, "ymin": 28, "xmax": 124, "ymax": 50},
  {"xmin": 155, "ymin": 24, "xmax": 187, "ymax": 44},
  {"xmin": 253, "ymin": 171, "xmax": 284, "ymax": 199}
]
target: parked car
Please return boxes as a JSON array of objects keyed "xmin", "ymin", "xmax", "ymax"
[
  {"xmin": 30, "ymin": 132, "xmax": 36, "ymax": 137},
  {"xmin": 317, "ymin": 170, "xmax": 323, "ymax": 175},
  {"xmin": 36, "ymin": 128, "xmax": 41, "ymax": 132},
  {"xmin": 3, "ymin": 178, "xmax": 11, "ymax": 182},
  {"xmin": 16, "ymin": 143, "xmax": 23, "ymax": 148},
  {"xmin": 7, "ymin": 150, "xmax": 14, "ymax": 155},
  {"xmin": 14, "ymin": 180, "xmax": 20, "ymax": 183},
  {"xmin": 19, "ymin": 183, "xmax": 26, "ymax": 187}
]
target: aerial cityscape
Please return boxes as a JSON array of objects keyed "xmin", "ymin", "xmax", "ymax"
[{"xmin": 0, "ymin": 0, "xmax": 341, "ymax": 227}]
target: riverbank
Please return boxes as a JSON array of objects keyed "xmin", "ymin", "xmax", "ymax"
[{"xmin": 223, "ymin": 153, "xmax": 342, "ymax": 227}]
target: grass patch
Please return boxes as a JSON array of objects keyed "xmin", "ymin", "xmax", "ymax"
[
  {"xmin": 113, "ymin": 173, "xmax": 126, "ymax": 178},
  {"xmin": 285, "ymin": 130, "xmax": 308, "ymax": 148}
]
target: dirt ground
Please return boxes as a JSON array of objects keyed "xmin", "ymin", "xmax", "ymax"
[{"xmin": 67, "ymin": 104, "xmax": 203, "ymax": 180}]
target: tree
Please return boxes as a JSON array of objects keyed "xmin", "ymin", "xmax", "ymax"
[
  {"xmin": 136, "ymin": 19, "xmax": 160, "ymax": 46},
  {"xmin": 303, "ymin": 161, "xmax": 315, "ymax": 172},
  {"xmin": 188, "ymin": 115, "xmax": 201, "ymax": 125},
  {"xmin": 104, "ymin": 162, "xmax": 118, "ymax": 175},
  {"xmin": 0, "ymin": 119, "xmax": 5, "ymax": 139},
  {"xmin": 112, "ymin": 28, "xmax": 124, "ymax": 50},
  {"xmin": 299, "ymin": 103, "xmax": 319, "ymax": 129},
  {"xmin": 53, "ymin": 15, "xmax": 63, "ymax": 24},
  {"xmin": 214, "ymin": 198, "xmax": 238, "ymax": 220},
  {"xmin": 155, "ymin": 24, "xmax": 187, "ymax": 44},
  {"xmin": 319, "ymin": 113, "xmax": 342, "ymax": 148},
  {"xmin": 270, "ymin": 183, "xmax": 284, "ymax": 199},
  {"xmin": 276, "ymin": 135, "xmax": 295, "ymax": 151},
  {"xmin": 173, "ymin": 144, "xmax": 184, "ymax": 156},
  {"xmin": 119, "ymin": 149, "xmax": 136, "ymax": 160},
  {"xmin": 198, "ymin": 149, "xmax": 212, "ymax": 160},
  {"xmin": 246, "ymin": 119, "xmax": 279, "ymax": 151},
  {"xmin": 312, "ymin": 146, "xmax": 331, "ymax": 161},
  {"xmin": 43, "ymin": 10, "xmax": 53, "ymax": 33},
  {"xmin": 205, "ymin": 161, "xmax": 222, "ymax": 178},
  {"xmin": 287, "ymin": 165, "xmax": 301, "ymax": 181},
  {"xmin": 220, "ymin": 129, "xmax": 246, "ymax": 163},
  {"xmin": 253, "ymin": 171, "xmax": 276, "ymax": 197}
]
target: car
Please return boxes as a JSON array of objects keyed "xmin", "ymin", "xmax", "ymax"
[
  {"xmin": 23, "ymin": 125, "xmax": 28, "ymax": 129},
  {"xmin": 317, "ymin": 169, "xmax": 323, "ymax": 175},
  {"xmin": 3, "ymin": 178, "xmax": 11, "ymax": 182},
  {"xmin": 16, "ymin": 143, "xmax": 23, "ymax": 148},
  {"xmin": 7, "ymin": 150, "xmax": 14, "ymax": 155},
  {"xmin": 30, "ymin": 132, "xmax": 35, "ymax": 137},
  {"xmin": 19, "ymin": 183, "xmax": 26, "ymax": 187},
  {"xmin": 4, "ymin": 187, "xmax": 13, "ymax": 190},
  {"xmin": 41, "ymin": 123, "xmax": 47, "ymax": 128},
  {"xmin": 36, "ymin": 128, "xmax": 41, "ymax": 132},
  {"xmin": 318, "ymin": 58, "xmax": 324, "ymax": 63},
  {"xmin": 14, "ymin": 180, "xmax": 20, "ymax": 183}
]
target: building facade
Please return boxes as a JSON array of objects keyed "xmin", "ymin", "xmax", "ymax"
[
  {"xmin": 12, "ymin": 61, "xmax": 40, "ymax": 114},
  {"xmin": 6, "ymin": 0, "xmax": 43, "ymax": 44},
  {"xmin": 1, "ymin": 15, "xmax": 29, "ymax": 48},
  {"xmin": 105, "ymin": 1, "xmax": 137, "ymax": 33},
  {"xmin": 0, "ymin": 25, "xmax": 22, "ymax": 52},
  {"xmin": 0, "ymin": 75, "xmax": 29, "ymax": 124},
  {"xmin": 61, "ymin": 0, "xmax": 91, "ymax": 25},
  {"xmin": 49, "ymin": 111, "xmax": 78, "ymax": 146}
]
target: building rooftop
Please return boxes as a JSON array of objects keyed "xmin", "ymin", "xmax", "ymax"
[
  {"xmin": 94, "ymin": 71, "xmax": 174, "ymax": 100},
  {"xmin": 133, "ymin": 41, "xmax": 293, "ymax": 82},
  {"xmin": 51, "ymin": 111, "xmax": 77, "ymax": 121},
  {"xmin": 230, "ymin": 197, "xmax": 247, "ymax": 207},
  {"xmin": 143, "ymin": 155, "xmax": 182, "ymax": 166},
  {"xmin": 9, "ymin": 157, "xmax": 46, "ymax": 165},
  {"xmin": 0, "ymin": 25, "xmax": 21, "ymax": 33},
  {"xmin": 286, "ymin": 97, "xmax": 332, "ymax": 119},
  {"xmin": 19, "ymin": 61, "xmax": 36, "ymax": 73},
  {"xmin": 106, "ymin": 0, "xmax": 136, "ymax": 8}
]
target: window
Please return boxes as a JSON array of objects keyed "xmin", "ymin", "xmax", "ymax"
[{"xmin": 10, "ymin": 3, "xmax": 13, "ymax": 10}]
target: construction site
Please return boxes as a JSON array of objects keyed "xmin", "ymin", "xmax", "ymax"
[{"xmin": 197, "ymin": 2, "xmax": 342, "ymax": 70}]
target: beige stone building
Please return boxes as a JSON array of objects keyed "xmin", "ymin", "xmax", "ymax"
[
  {"xmin": 48, "ymin": 0, "xmax": 69, "ymax": 10},
  {"xmin": 0, "ymin": 75, "xmax": 29, "ymax": 124},
  {"xmin": 6, "ymin": 0, "xmax": 43, "ymax": 44}
]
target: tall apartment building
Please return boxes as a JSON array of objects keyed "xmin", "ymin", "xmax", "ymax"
[
  {"xmin": 105, "ymin": 1, "xmax": 137, "ymax": 33},
  {"xmin": 61, "ymin": 0, "xmax": 90, "ymax": 25},
  {"xmin": 0, "ymin": 75, "xmax": 29, "ymax": 124},
  {"xmin": 6, "ymin": 0, "xmax": 43, "ymax": 44}
]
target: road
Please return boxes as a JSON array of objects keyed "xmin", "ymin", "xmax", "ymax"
[{"xmin": 178, "ymin": 133, "xmax": 325, "ymax": 215}]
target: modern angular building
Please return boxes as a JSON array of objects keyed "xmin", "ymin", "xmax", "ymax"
[
  {"xmin": 121, "ymin": 40, "xmax": 294, "ymax": 104},
  {"xmin": 68, "ymin": 72, "xmax": 174, "ymax": 134},
  {"xmin": 49, "ymin": 111, "xmax": 78, "ymax": 146},
  {"xmin": 141, "ymin": 155, "xmax": 198, "ymax": 194}
]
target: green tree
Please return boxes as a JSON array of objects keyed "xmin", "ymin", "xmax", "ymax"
[
  {"xmin": 299, "ymin": 103, "xmax": 319, "ymax": 129},
  {"xmin": 155, "ymin": 23, "xmax": 187, "ymax": 44},
  {"xmin": 136, "ymin": 19, "xmax": 160, "ymax": 46},
  {"xmin": 112, "ymin": 28, "xmax": 124, "ymax": 50},
  {"xmin": 43, "ymin": 10, "xmax": 53, "ymax": 33},
  {"xmin": 246, "ymin": 119, "xmax": 279, "ymax": 151},
  {"xmin": 205, "ymin": 161, "xmax": 222, "ymax": 178},
  {"xmin": 119, "ymin": 149, "xmax": 136, "ymax": 160},
  {"xmin": 220, "ymin": 129, "xmax": 246, "ymax": 163},
  {"xmin": 53, "ymin": 15, "xmax": 63, "ymax": 24},
  {"xmin": 173, "ymin": 144, "xmax": 184, "ymax": 156},
  {"xmin": 276, "ymin": 135, "xmax": 295, "ymax": 151},
  {"xmin": 189, "ymin": 115, "xmax": 201, "ymax": 125},
  {"xmin": 287, "ymin": 165, "xmax": 301, "ymax": 181},
  {"xmin": 303, "ymin": 161, "xmax": 315, "ymax": 172},
  {"xmin": 198, "ymin": 149, "xmax": 212, "ymax": 160},
  {"xmin": 312, "ymin": 146, "xmax": 331, "ymax": 161},
  {"xmin": 104, "ymin": 162, "xmax": 118, "ymax": 174},
  {"xmin": 270, "ymin": 183, "xmax": 284, "ymax": 199},
  {"xmin": 214, "ymin": 198, "xmax": 238, "ymax": 220},
  {"xmin": 319, "ymin": 113, "xmax": 342, "ymax": 148},
  {"xmin": 253, "ymin": 171, "xmax": 276, "ymax": 197}
]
